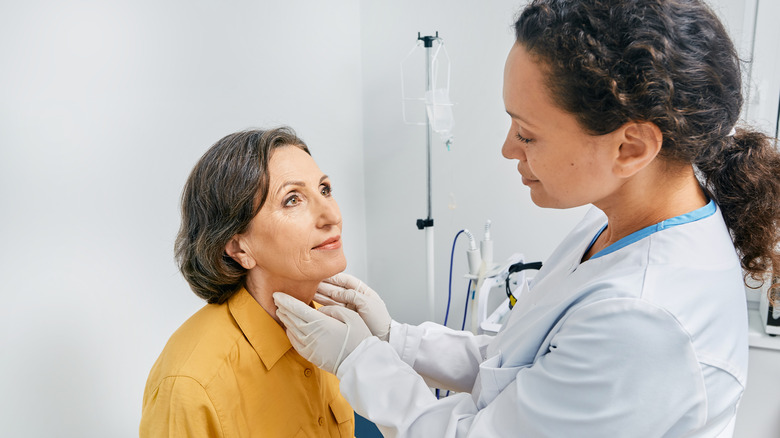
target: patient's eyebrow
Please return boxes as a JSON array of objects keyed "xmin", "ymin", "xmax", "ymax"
[
  {"xmin": 276, "ymin": 181, "xmax": 305, "ymax": 197},
  {"xmin": 275, "ymin": 175, "xmax": 329, "ymax": 197}
]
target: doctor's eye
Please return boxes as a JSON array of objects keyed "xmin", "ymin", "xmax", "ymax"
[
  {"xmin": 515, "ymin": 132, "xmax": 533, "ymax": 144},
  {"xmin": 320, "ymin": 183, "xmax": 332, "ymax": 197}
]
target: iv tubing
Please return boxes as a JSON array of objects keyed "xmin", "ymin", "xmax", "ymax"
[
  {"xmin": 444, "ymin": 229, "xmax": 466, "ymax": 327},
  {"xmin": 440, "ymin": 277, "xmax": 472, "ymax": 400},
  {"xmin": 462, "ymin": 279, "xmax": 473, "ymax": 331},
  {"xmin": 438, "ymin": 228, "xmax": 467, "ymax": 400}
]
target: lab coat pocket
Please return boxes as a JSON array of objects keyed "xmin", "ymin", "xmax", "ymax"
[
  {"xmin": 329, "ymin": 400, "xmax": 355, "ymax": 437},
  {"xmin": 473, "ymin": 352, "xmax": 524, "ymax": 410}
]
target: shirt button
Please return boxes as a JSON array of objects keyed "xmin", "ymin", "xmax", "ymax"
[
  {"xmin": 318, "ymin": 417, "xmax": 325, "ymax": 426},
  {"xmin": 304, "ymin": 368, "xmax": 313, "ymax": 377}
]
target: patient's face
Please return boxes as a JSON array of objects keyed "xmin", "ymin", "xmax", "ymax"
[{"xmin": 242, "ymin": 145, "xmax": 346, "ymax": 285}]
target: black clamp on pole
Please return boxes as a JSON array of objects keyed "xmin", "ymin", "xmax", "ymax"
[
  {"xmin": 417, "ymin": 31, "xmax": 439, "ymax": 48},
  {"xmin": 416, "ymin": 218, "xmax": 434, "ymax": 230}
]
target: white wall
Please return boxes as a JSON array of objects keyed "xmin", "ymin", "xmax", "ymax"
[
  {"xmin": 0, "ymin": 1, "xmax": 365, "ymax": 436},
  {"xmin": 359, "ymin": 0, "xmax": 588, "ymax": 326},
  {"xmin": 357, "ymin": 0, "xmax": 760, "ymax": 325},
  {"xmin": 742, "ymin": 0, "xmax": 780, "ymax": 135},
  {"xmin": 359, "ymin": 3, "xmax": 780, "ymax": 438},
  {"xmin": 1, "ymin": 0, "xmax": 776, "ymax": 436}
]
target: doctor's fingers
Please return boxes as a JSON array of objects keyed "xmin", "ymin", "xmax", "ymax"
[
  {"xmin": 319, "ymin": 306, "xmax": 373, "ymax": 346},
  {"xmin": 313, "ymin": 292, "xmax": 347, "ymax": 308},
  {"xmin": 318, "ymin": 283, "xmax": 361, "ymax": 307},
  {"xmin": 319, "ymin": 304, "xmax": 361, "ymax": 323},
  {"xmin": 275, "ymin": 306, "xmax": 310, "ymax": 340},
  {"xmin": 285, "ymin": 327, "xmax": 316, "ymax": 359},
  {"xmin": 318, "ymin": 306, "xmax": 372, "ymax": 363},
  {"xmin": 275, "ymin": 295, "xmax": 343, "ymax": 331},
  {"xmin": 274, "ymin": 292, "xmax": 317, "ymax": 319},
  {"xmin": 324, "ymin": 272, "xmax": 370, "ymax": 295},
  {"xmin": 277, "ymin": 308, "xmax": 333, "ymax": 350},
  {"xmin": 273, "ymin": 293, "xmax": 323, "ymax": 332},
  {"xmin": 317, "ymin": 282, "xmax": 355, "ymax": 302}
]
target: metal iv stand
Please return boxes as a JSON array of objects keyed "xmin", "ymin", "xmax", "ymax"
[{"xmin": 415, "ymin": 32, "xmax": 439, "ymax": 322}]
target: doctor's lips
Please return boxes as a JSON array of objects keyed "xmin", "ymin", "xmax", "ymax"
[
  {"xmin": 520, "ymin": 171, "xmax": 539, "ymax": 184},
  {"xmin": 313, "ymin": 236, "xmax": 342, "ymax": 250},
  {"xmin": 522, "ymin": 176, "xmax": 539, "ymax": 185}
]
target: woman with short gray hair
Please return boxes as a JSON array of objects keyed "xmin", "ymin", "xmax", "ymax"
[{"xmin": 140, "ymin": 127, "xmax": 356, "ymax": 437}]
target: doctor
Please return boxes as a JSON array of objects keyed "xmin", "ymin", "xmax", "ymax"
[{"xmin": 274, "ymin": 0, "xmax": 780, "ymax": 436}]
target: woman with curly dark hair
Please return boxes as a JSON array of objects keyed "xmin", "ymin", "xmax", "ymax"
[{"xmin": 274, "ymin": 1, "xmax": 780, "ymax": 437}]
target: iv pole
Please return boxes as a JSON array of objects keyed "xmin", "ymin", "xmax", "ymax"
[{"xmin": 415, "ymin": 32, "xmax": 438, "ymax": 322}]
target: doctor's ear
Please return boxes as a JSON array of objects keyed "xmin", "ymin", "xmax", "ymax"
[
  {"xmin": 225, "ymin": 236, "xmax": 256, "ymax": 270},
  {"xmin": 612, "ymin": 122, "xmax": 663, "ymax": 178}
]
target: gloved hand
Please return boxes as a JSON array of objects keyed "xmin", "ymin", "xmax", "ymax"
[
  {"xmin": 314, "ymin": 273, "xmax": 392, "ymax": 342},
  {"xmin": 273, "ymin": 292, "xmax": 371, "ymax": 374}
]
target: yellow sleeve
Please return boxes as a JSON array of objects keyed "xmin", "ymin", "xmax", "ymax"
[{"xmin": 140, "ymin": 376, "xmax": 223, "ymax": 438}]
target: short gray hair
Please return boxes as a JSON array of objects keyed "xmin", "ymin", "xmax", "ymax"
[{"xmin": 175, "ymin": 127, "xmax": 309, "ymax": 303}]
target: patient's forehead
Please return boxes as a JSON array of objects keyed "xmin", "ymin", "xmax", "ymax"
[{"xmin": 267, "ymin": 146, "xmax": 325, "ymax": 192}]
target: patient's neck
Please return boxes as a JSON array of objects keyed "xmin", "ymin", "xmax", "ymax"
[{"xmin": 244, "ymin": 270, "xmax": 318, "ymax": 325}]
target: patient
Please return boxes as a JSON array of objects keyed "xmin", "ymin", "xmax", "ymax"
[{"xmin": 140, "ymin": 127, "xmax": 355, "ymax": 437}]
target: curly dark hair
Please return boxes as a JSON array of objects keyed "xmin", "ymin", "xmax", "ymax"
[
  {"xmin": 514, "ymin": 0, "xmax": 780, "ymax": 294},
  {"xmin": 175, "ymin": 127, "xmax": 310, "ymax": 304}
]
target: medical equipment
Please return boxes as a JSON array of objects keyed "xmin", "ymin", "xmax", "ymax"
[
  {"xmin": 464, "ymin": 229, "xmax": 481, "ymax": 276},
  {"xmin": 401, "ymin": 32, "xmax": 455, "ymax": 321},
  {"xmin": 467, "ymin": 256, "xmax": 543, "ymax": 335},
  {"xmin": 401, "ymin": 32, "xmax": 455, "ymax": 147},
  {"xmin": 442, "ymin": 228, "xmax": 483, "ymax": 332},
  {"xmin": 444, "ymin": 222, "xmax": 542, "ymax": 334},
  {"xmin": 480, "ymin": 220, "xmax": 493, "ymax": 266},
  {"xmin": 758, "ymin": 277, "xmax": 780, "ymax": 335},
  {"xmin": 443, "ymin": 230, "xmax": 466, "ymax": 328},
  {"xmin": 505, "ymin": 261, "xmax": 543, "ymax": 309}
]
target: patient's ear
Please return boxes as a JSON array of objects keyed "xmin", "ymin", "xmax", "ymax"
[
  {"xmin": 613, "ymin": 122, "xmax": 662, "ymax": 178},
  {"xmin": 225, "ymin": 236, "xmax": 256, "ymax": 270}
]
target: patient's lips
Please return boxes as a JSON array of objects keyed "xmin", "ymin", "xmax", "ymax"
[{"xmin": 313, "ymin": 236, "xmax": 341, "ymax": 250}]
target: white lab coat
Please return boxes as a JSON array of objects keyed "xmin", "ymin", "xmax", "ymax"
[{"xmin": 337, "ymin": 203, "xmax": 748, "ymax": 437}]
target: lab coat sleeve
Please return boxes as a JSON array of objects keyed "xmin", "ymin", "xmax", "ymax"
[
  {"xmin": 140, "ymin": 376, "xmax": 224, "ymax": 438},
  {"xmin": 389, "ymin": 321, "xmax": 493, "ymax": 392},
  {"xmin": 338, "ymin": 298, "xmax": 706, "ymax": 437}
]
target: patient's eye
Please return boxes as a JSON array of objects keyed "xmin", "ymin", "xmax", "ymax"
[
  {"xmin": 321, "ymin": 183, "xmax": 332, "ymax": 197},
  {"xmin": 284, "ymin": 193, "xmax": 301, "ymax": 207}
]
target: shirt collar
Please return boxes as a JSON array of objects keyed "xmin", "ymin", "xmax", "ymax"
[
  {"xmin": 587, "ymin": 199, "xmax": 717, "ymax": 260},
  {"xmin": 228, "ymin": 287, "xmax": 293, "ymax": 370}
]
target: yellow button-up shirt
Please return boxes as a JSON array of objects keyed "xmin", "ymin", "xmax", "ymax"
[{"xmin": 140, "ymin": 288, "xmax": 355, "ymax": 437}]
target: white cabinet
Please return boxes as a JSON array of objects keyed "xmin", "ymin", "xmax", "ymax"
[{"xmin": 734, "ymin": 309, "xmax": 780, "ymax": 437}]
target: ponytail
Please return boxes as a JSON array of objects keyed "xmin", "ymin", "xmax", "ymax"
[{"xmin": 696, "ymin": 129, "xmax": 780, "ymax": 295}]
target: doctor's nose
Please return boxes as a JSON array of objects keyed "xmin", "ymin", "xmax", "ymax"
[{"xmin": 502, "ymin": 129, "xmax": 527, "ymax": 162}]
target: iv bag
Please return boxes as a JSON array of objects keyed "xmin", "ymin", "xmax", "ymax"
[
  {"xmin": 425, "ymin": 88, "xmax": 454, "ymax": 134},
  {"xmin": 401, "ymin": 37, "xmax": 454, "ymax": 146}
]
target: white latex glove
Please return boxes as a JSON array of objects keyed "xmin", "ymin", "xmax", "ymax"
[
  {"xmin": 314, "ymin": 273, "xmax": 392, "ymax": 342},
  {"xmin": 273, "ymin": 292, "xmax": 371, "ymax": 374}
]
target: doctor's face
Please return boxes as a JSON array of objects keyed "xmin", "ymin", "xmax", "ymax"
[
  {"xmin": 502, "ymin": 43, "xmax": 619, "ymax": 209},
  {"xmin": 240, "ymin": 146, "xmax": 346, "ymax": 284}
]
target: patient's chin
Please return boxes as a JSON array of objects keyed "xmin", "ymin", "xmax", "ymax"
[{"xmin": 321, "ymin": 259, "xmax": 347, "ymax": 282}]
